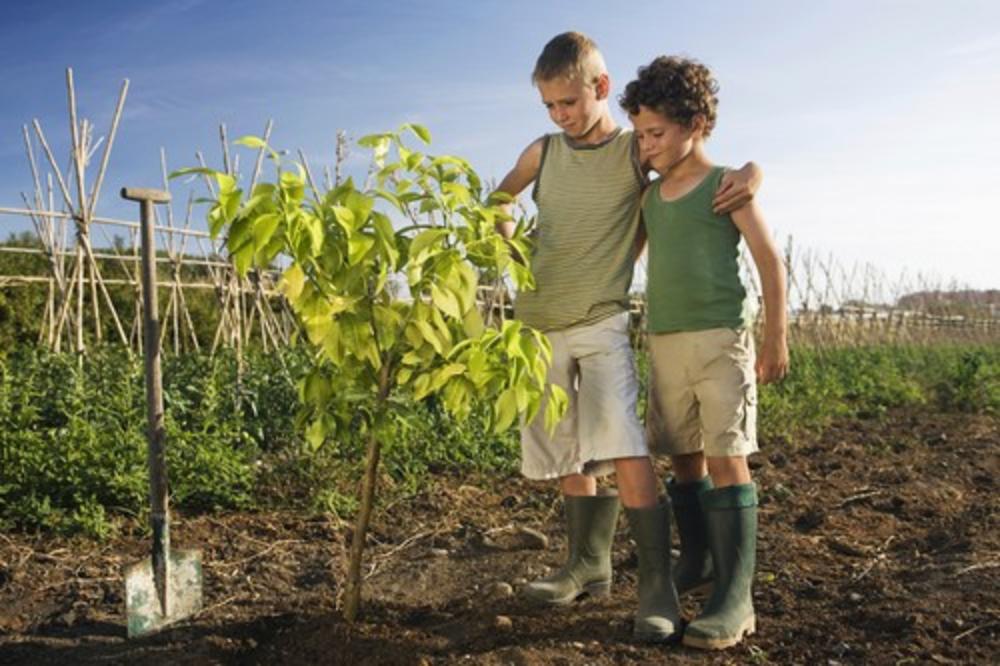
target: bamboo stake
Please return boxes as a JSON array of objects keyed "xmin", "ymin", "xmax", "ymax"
[
  {"xmin": 22, "ymin": 126, "xmax": 45, "ymax": 211},
  {"xmin": 175, "ymin": 283, "xmax": 201, "ymax": 352},
  {"xmin": 297, "ymin": 149, "xmax": 321, "ymax": 201},
  {"xmin": 81, "ymin": 238, "xmax": 130, "ymax": 348},
  {"xmin": 220, "ymin": 124, "xmax": 232, "ymax": 176},
  {"xmin": 75, "ymin": 246, "xmax": 85, "ymax": 354},
  {"xmin": 86, "ymin": 79, "xmax": 129, "ymax": 219},
  {"xmin": 49, "ymin": 250, "xmax": 79, "ymax": 353},
  {"xmin": 249, "ymin": 119, "xmax": 274, "ymax": 193},
  {"xmin": 31, "ymin": 121, "xmax": 75, "ymax": 214}
]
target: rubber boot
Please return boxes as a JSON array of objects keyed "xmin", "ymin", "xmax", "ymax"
[
  {"xmin": 626, "ymin": 504, "xmax": 682, "ymax": 642},
  {"xmin": 522, "ymin": 494, "xmax": 620, "ymax": 605},
  {"xmin": 666, "ymin": 476, "xmax": 714, "ymax": 596},
  {"xmin": 683, "ymin": 483, "xmax": 758, "ymax": 650}
]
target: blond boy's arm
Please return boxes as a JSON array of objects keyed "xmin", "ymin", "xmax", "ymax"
[
  {"xmin": 713, "ymin": 162, "xmax": 763, "ymax": 214},
  {"xmin": 730, "ymin": 200, "xmax": 789, "ymax": 384},
  {"xmin": 494, "ymin": 138, "xmax": 544, "ymax": 239},
  {"xmin": 633, "ymin": 183, "xmax": 656, "ymax": 258}
]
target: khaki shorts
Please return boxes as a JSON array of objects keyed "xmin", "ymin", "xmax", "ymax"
[
  {"xmin": 646, "ymin": 327, "xmax": 758, "ymax": 458},
  {"xmin": 521, "ymin": 312, "xmax": 648, "ymax": 480}
]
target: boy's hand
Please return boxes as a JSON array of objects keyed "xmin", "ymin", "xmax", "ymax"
[
  {"xmin": 756, "ymin": 337, "xmax": 789, "ymax": 384},
  {"xmin": 713, "ymin": 162, "xmax": 763, "ymax": 214}
]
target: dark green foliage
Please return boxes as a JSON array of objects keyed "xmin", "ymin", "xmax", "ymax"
[
  {"xmin": 933, "ymin": 348, "xmax": 999, "ymax": 414},
  {"xmin": 756, "ymin": 344, "xmax": 999, "ymax": 443},
  {"xmin": 0, "ymin": 342, "xmax": 995, "ymax": 536}
]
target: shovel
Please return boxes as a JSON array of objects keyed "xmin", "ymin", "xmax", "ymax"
[{"xmin": 121, "ymin": 187, "xmax": 203, "ymax": 638}]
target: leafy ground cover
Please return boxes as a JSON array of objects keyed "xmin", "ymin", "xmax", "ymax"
[{"xmin": 1, "ymin": 343, "xmax": 996, "ymax": 537}]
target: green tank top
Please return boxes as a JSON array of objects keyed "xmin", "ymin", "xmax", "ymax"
[
  {"xmin": 515, "ymin": 128, "xmax": 644, "ymax": 331},
  {"xmin": 643, "ymin": 165, "xmax": 750, "ymax": 333}
]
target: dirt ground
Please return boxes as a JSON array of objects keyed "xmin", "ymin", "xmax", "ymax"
[{"xmin": 1, "ymin": 408, "xmax": 997, "ymax": 665}]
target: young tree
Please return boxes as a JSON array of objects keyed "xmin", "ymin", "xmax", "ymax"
[{"xmin": 175, "ymin": 125, "xmax": 566, "ymax": 622}]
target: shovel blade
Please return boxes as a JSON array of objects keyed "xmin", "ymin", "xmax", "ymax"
[{"xmin": 125, "ymin": 548, "xmax": 203, "ymax": 638}]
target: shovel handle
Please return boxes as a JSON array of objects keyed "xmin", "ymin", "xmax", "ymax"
[{"xmin": 122, "ymin": 187, "xmax": 171, "ymax": 614}]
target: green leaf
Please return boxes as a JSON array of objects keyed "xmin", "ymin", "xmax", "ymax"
[
  {"xmin": 409, "ymin": 228, "xmax": 449, "ymax": 260},
  {"xmin": 227, "ymin": 217, "xmax": 253, "ymax": 252},
  {"xmin": 442, "ymin": 181, "xmax": 472, "ymax": 204},
  {"xmin": 168, "ymin": 166, "xmax": 217, "ymax": 180},
  {"xmin": 462, "ymin": 308, "xmax": 485, "ymax": 338},
  {"xmin": 544, "ymin": 385, "xmax": 569, "ymax": 435},
  {"xmin": 494, "ymin": 388, "xmax": 518, "ymax": 433},
  {"xmin": 332, "ymin": 206, "xmax": 357, "ymax": 233},
  {"xmin": 508, "ymin": 260, "xmax": 535, "ymax": 290},
  {"xmin": 234, "ymin": 135, "xmax": 269, "ymax": 150},
  {"xmin": 303, "ymin": 213, "xmax": 324, "ymax": 256},
  {"xmin": 232, "ymin": 241, "xmax": 255, "ymax": 275},
  {"xmin": 280, "ymin": 264, "xmax": 305, "ymax": 302},
  {"xmin": 280, "ymin": 171, "xmax": 305, "ymax": 202},
  {"xmin": 304, "ymin": 369, "xmax": 332, "ymax": 404},
  {"xmin": 345, "ymin": 191, "xmax": 375, "ymax": 228},
  {"xmin": 348, "ymin": 232, "xmax": 376, "ymax": 264},
  {"xmin": 412, "ymin": 373, "xmax": 433, "ymax": 400},
  {"xmin": 371, "ymin": 212, "xmax": 400, "ymax": 269},
  {"xmin": 306, "ymin": 418, "xmax": 327, "ymax": 451},
  {"xmin": 414, "ymin": 319, "xmax": 444, "ymax": 355},
  {"xmin": 430, "ymin": 282, "xmax": 462, "ymax": 320},
  {"xmin": 321, "ymin": 321, "xmax": 344, "ymax": 363},
  {"xmin": 252, "ymin": 212, "xmax": 281, "ymax": 251},
  {"xmin": 358, "ymin": 132, "xmax": 394, "ymax": 148},
  {"xmin": 402, "ymin": 123, "xmax": 432, "ymax": 144},
  {"xmin": 431, "ymin": 363, "xmax": 466, "ymax": 392},
  {"xmin": 255, "ymin": 233, "xmax": 284, "ymax": 267},
  {"xmin": 487, "ymin": 190, "xmax": 514, "ymax": 205}
]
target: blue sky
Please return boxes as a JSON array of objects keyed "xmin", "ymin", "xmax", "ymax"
[{"xmin": 1, "ymin": 0, "xmax": 998, "ymax": 290}]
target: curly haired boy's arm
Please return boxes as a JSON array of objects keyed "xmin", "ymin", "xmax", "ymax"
[
  {"xmin": 494, "ymin": 138, "xmax": 544, "ymax": 240},
  {"xmin": 730, "ymin": 200, "xmax": 789, "ymax": 384}
]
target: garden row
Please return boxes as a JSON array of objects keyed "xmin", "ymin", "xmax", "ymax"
[{"xmin": 0, "ymin": 342, "xmax": 996, "ymax": 536}]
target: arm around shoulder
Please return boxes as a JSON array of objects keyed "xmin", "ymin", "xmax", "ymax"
[{"xmin": 713, "ymin": 161, "xmax": 763, "ymax": 214}]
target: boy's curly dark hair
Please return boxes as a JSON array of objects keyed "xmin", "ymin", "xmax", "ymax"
[{"xmin": 619, "ymin": 56, "xmax": 719, "ymax": 138}]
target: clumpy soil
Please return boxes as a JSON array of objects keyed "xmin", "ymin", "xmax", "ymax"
[{"xmin": 1, "ymin": 408, "xmax": 997, "ymax": 665}]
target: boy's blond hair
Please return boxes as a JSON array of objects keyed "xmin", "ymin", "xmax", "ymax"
[{"xmin": 532, "ymin": 31, "xmax": 607, "ymax": 86}]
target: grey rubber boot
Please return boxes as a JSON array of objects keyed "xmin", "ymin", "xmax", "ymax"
[
  {"xmin": 625, "ymin": 504, "xmax": 682, "ymax": 642},
  {"xmin": 683, "ymin": 483, "xmax": 758, "ymax": 650},
  {"xmin": 666, "ymin": 475, "xmax": 714, "ymax": 596},
  {"xmin": 522, "ymin": 494, "xmax": 620, "ymax": 605}
]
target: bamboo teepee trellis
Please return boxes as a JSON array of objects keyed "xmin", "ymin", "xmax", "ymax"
[{"xmin": 0, "ymin": 68, "xmax": 295, "ymax": 356}]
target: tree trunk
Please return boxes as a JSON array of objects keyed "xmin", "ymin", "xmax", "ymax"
[{"xmin": 342, "ymin": 366, "xmax": 390, "ymax": 623}]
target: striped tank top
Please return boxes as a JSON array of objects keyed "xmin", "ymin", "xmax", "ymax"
[{"xmin": 515, "ymin": 128, "xmax": 644, "ymax": 331}]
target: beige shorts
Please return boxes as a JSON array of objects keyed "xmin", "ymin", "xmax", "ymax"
[
  {"xmin": 646, "ymin": 327, "xmax": 758, "ymax": 458},
  {"xmin": 521, "ymin": 312, "xmax": 648, "ymax": 480}
]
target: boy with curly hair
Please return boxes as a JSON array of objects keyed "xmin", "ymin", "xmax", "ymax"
[
  {"xmin": 620, "ymin": 55, "xmax": 789, "ymax": 649},
  {"xmin": 494, "ymin": 32, "xmax": 762, "ymax": 642}
]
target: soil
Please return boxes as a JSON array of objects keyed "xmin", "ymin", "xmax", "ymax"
[{"xmin": 1, "ymin": 408, "xmax": 997, "ymax": 665}]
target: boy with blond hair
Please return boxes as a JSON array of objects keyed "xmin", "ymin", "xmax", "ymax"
[
  {"xmin": 621, "ymin": 55, "xmax": 789, "ymax": 650},
  {"xmin": 495, "ymin": 32, "xmax": 761, "ymax": 642}
]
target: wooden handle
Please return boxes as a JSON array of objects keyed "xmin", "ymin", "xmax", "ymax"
[{"xmin": 120, "ymin": 187, "xmax": 171, "ymax": 204}]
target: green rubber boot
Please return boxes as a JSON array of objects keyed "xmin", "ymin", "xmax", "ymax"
[
  {"xmin": 522, "ymin": 494, "xmax": 620, "ymax": 605},
  {"xmin": 626, "ymin": 504, "xmax": 682, "ymax": 642},
  {"xmin": 666, "ymin": 476, "xmax": 714, "ymax": 596},
  {"xmin": 683, "ymin": 483, "xmax": 758, "ymax": 650}
]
